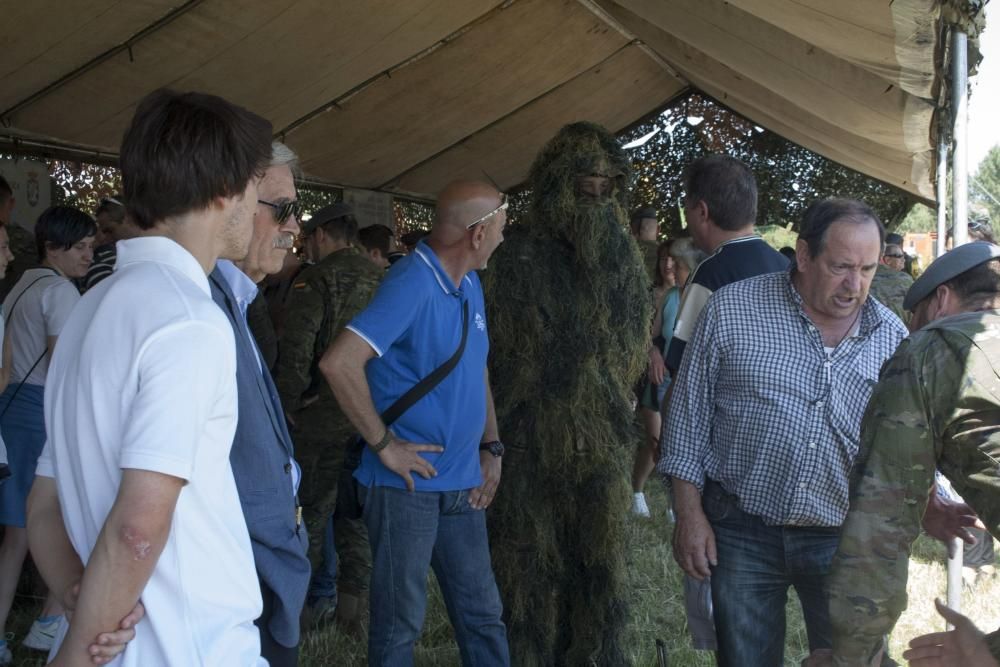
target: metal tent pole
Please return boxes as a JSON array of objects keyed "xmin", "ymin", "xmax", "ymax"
[
  {"xmin": 952, "ymin": 29, "xmax": 970, "ymax": 247},
  {"xmin": 937, "ymin": 135, "xmax": 949, "ymax": 257}
]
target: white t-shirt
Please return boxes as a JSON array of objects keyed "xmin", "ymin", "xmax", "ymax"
[
  {"xmin": 2, "ymin": 267, "xmax": 80, "ymax": 385},
  {"xmin": 36, "ymin": 237, "xmax": 264, "ymax": 667}
]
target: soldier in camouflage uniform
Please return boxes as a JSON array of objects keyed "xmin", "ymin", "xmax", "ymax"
[
  {"xmin": 827, "ymin": 242, "xmax": 1000, "ymax": 666},
  {"xmin": 273, "ymin": 202, "xmax": 382, "ymax": 632},
  {"xmin": 868, "ymin": 260, "xmax": 913, "ymax": 323}
]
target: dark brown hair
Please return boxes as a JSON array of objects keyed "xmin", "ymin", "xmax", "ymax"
[
  {"xmin": 359, "ymin": 224, "xmax": 394, "ymax": 257},
  {"xmin": 683, "ymin": 155, "xmax": 757, "ymax": 231},
  {"xmin": 798, "ymin": 198, "xmax": 885, "ymax": 259},
  {"xmin": 119, "ymin": 89, "xmax": 272, "ymax": 230}
]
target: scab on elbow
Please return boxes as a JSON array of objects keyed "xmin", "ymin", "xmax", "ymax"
[{"xmin": 119, "ymin": 525, "xmax": 153, "ymax": 561}]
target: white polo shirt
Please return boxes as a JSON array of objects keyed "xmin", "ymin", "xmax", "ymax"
[{"xmin": 36, "ymin": 236, "xmax": 264, "ymax": 667}]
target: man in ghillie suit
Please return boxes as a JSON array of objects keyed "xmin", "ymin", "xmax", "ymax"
[{"xmin": 484, "ymin": 122, "xmax": 651, "ymax": 665}]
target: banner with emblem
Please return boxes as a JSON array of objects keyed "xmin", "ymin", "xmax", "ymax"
[{"xmin": 0, "ymin": 159, "xmax": 52, "ymax": 232}]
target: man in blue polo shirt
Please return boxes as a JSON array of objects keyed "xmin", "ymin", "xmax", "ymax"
[{"xmin": 321, "ymin": 180, "xmax": 509, "ymax": 666}]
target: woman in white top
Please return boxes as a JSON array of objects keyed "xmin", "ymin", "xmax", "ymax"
[
  {"xmin": 0, "ymin": 206, "xmax": 94, "ymax": 663},
  {"xmin": 0, "ymin": 224, "xmax": 15, "ymax": 484}
]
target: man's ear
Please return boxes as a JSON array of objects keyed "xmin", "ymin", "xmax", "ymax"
[
  {"xmin": 471, "ymin": 224, "xmax": 487, "ymax": 248},
  {"xmin": 795, "ymin": 238, "xmax": 810, "ymax": 269}
]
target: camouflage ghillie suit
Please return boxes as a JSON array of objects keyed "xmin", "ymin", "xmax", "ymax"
[
  {"xmin": 867, "ymin": 264, "xmax": 913, "ymax": 323},
  {"xmin": 274, "ymin": 246, "xmax": 381, "ymax": 595},
  {"xmin": 828, "ymin": 310, "xmax": 1000, "ymax": 665},
  {"xmin": 484, "ymin": 123, "xmax": 650, "ymax": 665}
]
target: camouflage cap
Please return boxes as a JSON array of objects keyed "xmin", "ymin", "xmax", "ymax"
[
  {"xmin": 903, "ymin": 241, "xmax": 1000, "ymax": 310},
  {"xmin": 301, "ymin": 202, "xmax": 353, "ymax": 236}
]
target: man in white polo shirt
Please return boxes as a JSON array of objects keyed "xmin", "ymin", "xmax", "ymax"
[{"xmin": 25, "ymin": 88, "xmax": 273, "ymax": 667}]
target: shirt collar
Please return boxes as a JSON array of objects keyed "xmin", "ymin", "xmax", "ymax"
[
  {"xmin": 214, "ymin": 259, "xmax": 259, "ymax": 313},
  {"xmin": 782, "ymin": 267, "xmax": 884, "ymax": 337},
  {"xmin": 115, "ymin": 237, "xmax": 211, "ymax": 296},
  {"xmin": 413, "ymin": 239, "xmax": 472, "ymax": 295}
]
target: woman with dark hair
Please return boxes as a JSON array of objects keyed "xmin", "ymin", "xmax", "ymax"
[
  {"xmin": 0, "ymin": 206, "xmax": 94, "ymax": 661},
  {"xmin": 632, "ymin": 237, "xmax": 707, "ymax": 518}
]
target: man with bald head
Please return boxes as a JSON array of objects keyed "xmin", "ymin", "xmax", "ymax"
[{"xmin": 321, "ymin": 180, "xmax": 509, "ymax": 665}]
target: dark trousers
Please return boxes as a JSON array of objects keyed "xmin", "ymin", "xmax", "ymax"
[
  {"xmin": 256, "ymin": 575, "xmax": 299, "ymax": 667},
  {"xmin": 703, "ymin": 480, "xmax": 840, "ymax": 667}
]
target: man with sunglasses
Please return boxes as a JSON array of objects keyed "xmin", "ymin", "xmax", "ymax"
[
  {"xmin": 207, "ymin": 141, "xmax": 309, "ymax": 667},
  {"xmin": 868, "ymin": 242, "xmax": 913, "ymax": 321},
  {"xmin": 273, "ymin": 201, "xmax": 382, "ymax": 635},
  {"xmin": 321, "ymin": 180, "xmax": 509, "ymax": 665}
]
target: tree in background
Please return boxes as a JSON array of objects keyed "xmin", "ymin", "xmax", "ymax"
[
  {"xmin": 620, "ymin": 93, "xmax": 915, "ymax": 239},
  {"xmin": 972, "ymin": 145, "xmax": 1000, "ymax": 235}
]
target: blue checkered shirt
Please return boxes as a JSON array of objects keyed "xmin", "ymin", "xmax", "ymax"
[{"xmin": 659, "ymin": 270, "xmax": 908, "ymax": 527}]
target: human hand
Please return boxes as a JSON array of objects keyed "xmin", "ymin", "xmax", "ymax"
[
  {"xmin": 648, "ymin": 348, "xmax": 666, "ymax": 386},
  {"xmin": 672, "ymin": 508, "xmax": 717, "ymax": 580},
  {"xmin": 63, "ymin": 582, "xmax": 146, "ymax": 664},
  {"xmin": 903, "ymin": 598, "xmax": 999, "ymax": 666},
  {"xmin": 470, "ymin": 451, "xmax": 501, "ymax": 510},
  {"xmin": 376, "ymin": 437, "xmax": 443, "ymax": 492},
  {"xmin": 922, "ymin": 491, "xmax": 985, "ymax": 552}
]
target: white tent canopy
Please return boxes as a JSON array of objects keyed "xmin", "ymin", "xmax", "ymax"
[{"xmin": 0, "ymin": 0, "xmax": 977, "ymax": 201}]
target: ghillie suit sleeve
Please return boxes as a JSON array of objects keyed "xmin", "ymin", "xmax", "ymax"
[{"xmin": 484, "ymin": 122, "xmax": 650, "ymax": 666}]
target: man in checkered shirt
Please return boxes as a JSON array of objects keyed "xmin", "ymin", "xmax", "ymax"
[{"xmin": 660, "ymin": 198, "xmax": 908, "ymax": 666}]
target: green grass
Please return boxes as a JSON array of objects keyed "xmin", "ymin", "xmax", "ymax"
[{"xmin": 8, "ymin": 483, "xmax": 1000, "ymax": 666}]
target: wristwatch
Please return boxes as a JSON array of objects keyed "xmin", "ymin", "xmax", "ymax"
[{"xmin": 479, "ymin": 440, "xmax": 505, "ymax": 457}]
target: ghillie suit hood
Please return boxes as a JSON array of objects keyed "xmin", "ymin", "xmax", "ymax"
[{"xmin": 483, "ymin": 122, "xmax": 651, "ymax": 665}]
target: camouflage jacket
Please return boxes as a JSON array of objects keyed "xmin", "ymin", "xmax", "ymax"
[
  {"xmin": 867, "ymin": 263, "xmax": 913, "ymax": 324},
  {"xmin": 828, "ymin": 309, "xmax": 1000, "ymax": 665},
  {"xmin": 273, "ymin": 246, "xmax": 381, "ymax": 419}
]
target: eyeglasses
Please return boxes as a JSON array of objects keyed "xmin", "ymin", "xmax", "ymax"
[
  {"xmin": 100, "ymin": 196, "xmax": 124, "ymax": 207},
  {"xmin": 883, "ymin": 253, "xmax": 904, "ymax": 259},
  {"xmin": 466, "ymin": 195, "xmax": 508, "ymax": 230},
  {"xmin": 258, "ymin": 199, "xmax": 302, "ymax": 224}
]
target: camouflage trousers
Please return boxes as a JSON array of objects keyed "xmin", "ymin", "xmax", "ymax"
[{"xmin": 295, "ymin": 423, "xmax": 372, "ymax": 596}]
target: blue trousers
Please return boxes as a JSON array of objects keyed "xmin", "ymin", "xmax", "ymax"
[
  {"xmin": 362, "ymin": 485, "xmax": 509, "ymax": 666},
  {"xmin": 704, "ymin": 480, "xmax": 840, "ymax": 667}
]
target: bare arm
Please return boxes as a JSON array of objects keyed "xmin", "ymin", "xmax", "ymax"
[
  {"xmin": 26, "ymin": 476, "xmax": 84, "ymax": 611},
  {"xmin": 470, "ymin": 370, "xmax": 501, "ymax": 510},
  {"xmin": 319, "ymin": 330, "xmax": 442, "ymax": 491},
  {"xmin": 671, "ymin": 478, "xmax": 716, "ymax": 580},
  {"xmin": 49, "ymin": 469, "xmax": 183, "ymax": 667},
  {"xmin": 0, "ymin": 330, "xmax": 12, "ymax": 392}
]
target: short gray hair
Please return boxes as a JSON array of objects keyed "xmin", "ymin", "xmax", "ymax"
[
  {"xmin": 270, "ymin": 141, "xmax": 300, "ymax": 177},
  {"xmin": 669, "ymin": 237, "xmax": 707, "ymax": 273}
]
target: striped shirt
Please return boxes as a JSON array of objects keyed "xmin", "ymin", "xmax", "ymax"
[
  {"xmin": 665, "ymin": 236, "xmax": 788, "ymax": 372},
  {"xmin": 659, "ymin": 270, "xmax": 908, "ymax": 527}
]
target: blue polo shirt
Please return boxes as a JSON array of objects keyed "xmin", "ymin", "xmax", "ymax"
[{"xmin": 346, "ymin": 240, "xmax": 489, "ymax": 491}]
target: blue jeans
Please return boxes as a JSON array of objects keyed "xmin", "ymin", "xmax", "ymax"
[
  {"xmin": 704, "ymin": 480, "xmax": 840, "ymax": 667},
  {"xmin": 308, "ymin": 516, "xmax": 338, "ymax": 603},
  {"xmin": 362, "ymin": 485, "xmax": 509, "ymax": 667}
]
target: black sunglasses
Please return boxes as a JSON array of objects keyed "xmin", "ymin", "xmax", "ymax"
[{"xmin": 258, "ymin": 199, "xmax": 302, "ymax": 224}]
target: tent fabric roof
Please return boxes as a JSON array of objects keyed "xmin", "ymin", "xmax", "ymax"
[{"xmin": 0, "ymin": 0, "xmax": 964, "ymax": 201}]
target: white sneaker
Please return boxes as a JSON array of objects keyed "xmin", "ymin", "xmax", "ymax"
[
  {"xmin": 632, "ymin": 492, "xmax": 651, "ymax": 518},
  {"xmin": 22, "ymin": 616, "xmax": 62, "ymax": 651}
]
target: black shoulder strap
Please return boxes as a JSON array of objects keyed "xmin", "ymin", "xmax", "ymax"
[{"xmin": 380, "ymin": 300, "xmax": 469, "ymax": 427}]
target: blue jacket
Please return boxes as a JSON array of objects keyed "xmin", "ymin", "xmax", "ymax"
[{"xmin": 209, "ymin": 267, "xmax": 310, "ymax": 648}]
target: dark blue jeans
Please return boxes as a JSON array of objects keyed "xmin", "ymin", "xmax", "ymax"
[
  {"xmin": 362, "ymin": 485, "xmax": 509, "ymax": 667},
  {"xmin": 703, "ymin": 480, "xmax": 840, "ymax": 667},
  {"xmin": 307, "ymin": 516, "xmax": 337, "ymax": 603}
]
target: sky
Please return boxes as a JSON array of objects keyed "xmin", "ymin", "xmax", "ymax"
[{"xmin": 969, "ymin": 2, "xmax": 1000, "ymax": 171}]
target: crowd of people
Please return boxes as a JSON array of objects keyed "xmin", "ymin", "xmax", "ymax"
[{"xmin": 0, "ymin": 86, "xmax": 996, "ymax": 667}]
